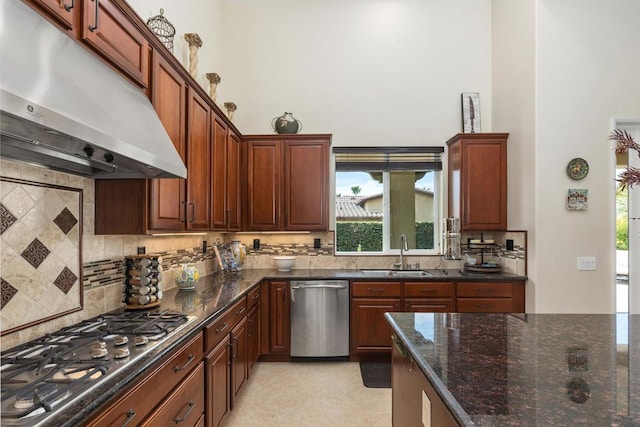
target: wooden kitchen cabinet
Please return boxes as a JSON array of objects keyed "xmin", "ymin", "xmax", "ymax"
[
  {"xmin": 456, "ymin": 281, "xmax": 525, "ymax": 313},
  {"xmin": 27, "ymin": 0, "xmax": 76, "ymax": 30},
  {"xmin": 404, "ymin": 282, "xmax": 455, "ymax": 312},
  {"xmin": 351, "ymin": 281, "xmax": 400, "ymax": 357},
  {"xmin": 81, "ymin": 0, "xmax": 149, "ymax": 88},
  {"xmin": 391, "ymin": 335, "xmax": 459, "ymax": 427},
  {"xmin": 142, "ymin": 362, "xmax": 205, "ymax": 427},
  {"xmin": 85, "ymin": 332, "xmax": 203, "ymax": 427},
  {"xmin": 148, "ymin": 50, "xmax": 187, "ymax": 232},
  {"xmin": 230, "ymin": 316, "xmax": 248, "ymax": 408},
  {"xmin": 243, "ymin": 135, "xmax": 330, "ymax": 231},
  {"xmin": 211, "ymin": 116, "xmax": 240, "ymax": 231},
  {"xmin": 185, "ymin": 87, "xmax": 211, "ymax": 230},
  {"xmin": 268, "ymin": 281, "xmax": 291, "ymax": 355},
  {"xmin": 205, "ymin": 338, "xmax": 230, "ymax": 427},
  {"xmin": 247, "ymin": 287, "xmax": 261, "ymax": 373},
  {"xmin": 447, "ymin": 133, "xmax": 508, "ymax": 231}
]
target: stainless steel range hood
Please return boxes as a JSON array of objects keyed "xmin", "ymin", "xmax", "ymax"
[{"xmin": 0, "ymin": 1, "xmax": 187, "ymax": 179}]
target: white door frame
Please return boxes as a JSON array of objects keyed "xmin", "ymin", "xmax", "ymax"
[{"xmin": 612, "ymin": 118, "xmax": 640, "ymax": 314}]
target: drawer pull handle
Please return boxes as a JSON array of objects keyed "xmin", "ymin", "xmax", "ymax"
[
  {"xmin": 232, "ymin": 336, "xmax": 239, "ymax": 358},
  {"xmin": 421, "ymin": 289, "xmax": 436, "ymax": 293},
  {"xmin": 368, "ymin": 288, "xmax": 384, "ymax": 292},
  {"xmin": 173, "ymin": 401, "xmax": 195, "ymax": 424},
  {"xmin": 253, "ymin": 293, "xmax": 260, "ymax": 300},
  {"xmin": 88, "ymin": 0, "xmax": 99, "ymax": 32},
  {"xmin": 235, "ymin": 306, "xmax": 246, "ymax": 315},
  {"xmin": 475, "ymin": 304, "xmax": 494, "ymax": 309},
  {"xmin": 478, "ymin": 288, "xmax": 494, "ymax": 293},
  {"xmin": 121, "ymin": 409, "xmax": 136, "ymax": 427},
  {"xmin": 215, "ymin": 322, "xmax": 228, "ymax": 333},
  {"xmin": 63, "ymin": 0, "xmax": 75, "ymax": 12},
  {"xmin": 173, "ymin": 354, "xmax": 195, "ymax": 372}
]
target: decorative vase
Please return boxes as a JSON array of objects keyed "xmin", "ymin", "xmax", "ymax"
[
  {"xmin": 271, "ymin": 112, "xmax": 302, "ymax": 134},
  {"xmin": 175, "ymin": 263, "xmax": 199, "ymax": 289},
  {"xmin": 230, "ymin": 240, "xmax": 246, "ymax": 270}
]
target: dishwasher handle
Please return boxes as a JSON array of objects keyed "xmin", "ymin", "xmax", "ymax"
[{"xmin": 290, "ymin": 282, "xmax": 348, "ymax": 302}]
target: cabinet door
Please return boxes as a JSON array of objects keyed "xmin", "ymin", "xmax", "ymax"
[
  {"xmin": 447, "ymin": 133, "xmax": 508, "ymax": 231},
  {"xmin": 205, "ymin": 338, "xmax": 231, "ymax": 427},
  {"xmin": 149, "ymin": 51, "xmax": 187, "ymax": 231},
  {"xmin": 226, "ymin": 131, "xmax": 241, "ymax": 231},
  {"xmin": 186, "ymin": 88, "xmax": 211, "ymax": 231},
  {"xmin": 81, "ymin": 0, "xmax": 149, "ymax": 88},
  {"xmin": 29, "ymin": 0, "xmax": 76, "ymax": 30},
  {"xmin": 283, "ymin": 139, "xmax": 329, "ymax": 230},
  {"xmin": 405, "ymin": 298, "xmax": 455, "ymax": 313},
  {"xmin": 350, "ymin": 298, "xmax": 400, "ymax": 354},
  {"xmin": 247, "ymin": 304, "xmax": 260, "ymax": 373},
  {"xmin": 247, "ymin": 140, "xmax": 282, "ymax": 230},
  {"xmin": 231, "ymin": 316, "xmax": 248, "ymax": 408},
  {"xmin": 142, "ymin": 362, "xmax": 205, "ymax": 427},
  {"xmin": 211, "ymin": 115, "xmax": 228, "ymax": 230},
  {"xmin": 269, "ymin": 281, "xmax": 290, "ymax": 354}
]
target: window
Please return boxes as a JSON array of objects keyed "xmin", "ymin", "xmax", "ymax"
[{"xmin": 334, "ymin": 147, "xmax": 443, "ymax": 255}]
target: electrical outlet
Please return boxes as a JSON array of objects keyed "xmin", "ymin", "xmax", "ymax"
[
  {"xmin": 202, "ymin": 240, "xmax": 208, "ymax": 254},
  {"xmin": 577, "ymin": 257, "xmax": 596, "ymax": 271},
  {"xmin": 137, "ymin": 246, "xmax": 145, "ymax": 255}
]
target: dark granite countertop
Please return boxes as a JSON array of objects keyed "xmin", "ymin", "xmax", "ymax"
[
  {"xmin": 55, "ymin": 268, "xmax": 526, "ymax": 425},
  {"xmin": 385, "ymin": 312, "xmax": 640, "ymax": 426}
]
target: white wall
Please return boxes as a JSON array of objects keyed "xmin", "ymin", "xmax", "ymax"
[
  {"xmin": 221, "ymin": 0, "xmax": 493, "ymax": 146},
  {"xmin": 491, "ymin": 0, "xmax": 537, "ymax": 310},
  {"xmin": 127, "ymin": 0, "xmax": 226, "ymax": 102},
  {"xmin": 534, "ymin": 0, "xmax": 640, "ymax": 313}
]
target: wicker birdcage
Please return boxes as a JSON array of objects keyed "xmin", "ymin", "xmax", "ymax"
[{"xmin": 146, "ymin": 9, "xmax": 175, "ymax": 52}]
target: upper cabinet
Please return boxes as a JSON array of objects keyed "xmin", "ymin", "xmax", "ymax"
[
  {"xmin": 211, "ymin": 117, "xmax": 241, "ymax": 231},
  {"xmin": 447, "ymin": 133, "xmax": 508, "ymax": 231},
  {"xmin": 28, "ymin": 0, "xmax": 76, "ymax": 30},
  {"xmin": 80, "ymin": 0, "xmax": 149, "ymax": 88},
  {"xmin": 243, "ymin": 135, "xmax": 330, "ymax": 231},
  {"xmin": 185, "ymin": 88, "xmax": 211, "ymax": 231}
]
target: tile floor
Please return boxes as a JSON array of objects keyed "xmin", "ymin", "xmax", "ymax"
[{"xmin": 225, "ymin": 362, "xmax": 392, "ymax": 426}]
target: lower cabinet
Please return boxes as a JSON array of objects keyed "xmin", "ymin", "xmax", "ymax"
[
  {"xmin": 268, "ymin": 281, "xmax": 291, "ymax": 355},
  {"xmin": 142, "ymin": 362, "xmax": 205, "ymax": 427},
  {"xmin": 247, "ymin": 304, "xmax": 260, "ymax": 372},
  {"xmin": 391, "ymin": 335, "xmax": 459, "ymax": 427},
  {"xmin": 206, "ymin": 338, "xmax": 231, "ymax": 427},
  {"xmin": 230, "ymin": 317, "xmax": 248, "ymax": 408},
  {"xmin": 85, "ymin": 333, "xmax": 203, "ymax": 426},
  {"xmin": 404, "ymin": 282, "xmax": 455, "ymax": 313},
  {"xmin": 456, "ymin": 281, "xmax": 525, "ymax": 313}
]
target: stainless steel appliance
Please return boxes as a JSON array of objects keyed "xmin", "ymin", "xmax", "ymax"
[
  {"xmin": 0, "ymin": 310, "xmax": 195, "ymax": 426},
  {"xmin": 290, "ymin": 280, "xmax": 349, "ymax": 358},
  {"xmin": 0, "ymin": 0, "xmax": 187, "ymax": 179}
]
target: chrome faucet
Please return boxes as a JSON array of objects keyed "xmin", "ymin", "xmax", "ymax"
[{"xmin": 395, "ymin": 234, "xmax": 409, "ymax": 269}]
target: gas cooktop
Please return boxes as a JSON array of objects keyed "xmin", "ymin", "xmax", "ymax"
[{"xmin": 1, "ymin": 310, "xmax": 196, "ymax": 426}]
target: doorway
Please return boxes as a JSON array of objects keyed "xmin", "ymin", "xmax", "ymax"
[{"xmin": 613, "ymin": 120, "xmax": 639, "ymax": 316}]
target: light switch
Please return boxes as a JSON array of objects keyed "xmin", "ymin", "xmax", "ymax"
[{"xmin": 577, "ymin": 257, "xmax": 596, "ymax": 271}]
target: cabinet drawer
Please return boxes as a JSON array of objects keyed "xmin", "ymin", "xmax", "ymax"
[
  {"xmin": 405, "ymin": 298, "xmax": 455, "ymax": 313},
  {"xmin": 352, "ymin": 281, "xmax": 401, "ymax": 297},
  {"xmin": 404, "ymin": 282, "xmax": 453, "ymax": 297},
  {"xmin": 457, "ymin": 298, "xmax": 514, "ymax": 313},
  {"xmin": 247, "ymin": 285, "xmax": 261, "ymax": 311},
  {"xmin": 456, "ymin": 282, "xmax": 512, "ymax": 298},
  {"xmin": 142, "ymin": 362, "xmax": 205, "ymax": 427},
  {"xmin": 86, "ymin": 333, "xmax": 203, "ymax": 427},
  {"xmin": 205, "ymin": 298, "xmax": 247, "ymax": 352}
]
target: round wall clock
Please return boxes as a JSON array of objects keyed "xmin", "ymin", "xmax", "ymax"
[{"xmin": 567, "ymin": 158, "xmax": 589, "ymax": 180}]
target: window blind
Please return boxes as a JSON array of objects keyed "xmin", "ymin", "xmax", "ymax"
[{"xmin": 333, "ymin": 146, "xmax": 444, "ymax": 171}]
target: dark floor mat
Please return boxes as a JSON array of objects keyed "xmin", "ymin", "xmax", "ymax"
[{"xmin": 359, "ymin": 362, "xmax": 391, "ymax": 388}]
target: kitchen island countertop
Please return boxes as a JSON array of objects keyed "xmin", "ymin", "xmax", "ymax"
[{"xmin": 385, "ymin": 312, "xmax": 639, "ymax": 426}]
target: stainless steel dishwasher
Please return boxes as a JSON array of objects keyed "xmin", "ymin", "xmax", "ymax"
[{"xmin": 290, "ymin": 280, "xmax": 350, "ymax": 359}]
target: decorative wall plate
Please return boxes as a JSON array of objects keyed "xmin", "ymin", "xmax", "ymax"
[{"xmin": 567, "ymin": 158, "xmax": 589, "ymax": 180}]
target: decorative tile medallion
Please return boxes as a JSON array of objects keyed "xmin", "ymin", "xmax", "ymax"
[
  {"xmin": 53, "ymin": 207, "xmax": 78, "ymax": 235},
  {"xmin": 1, "ymin": 177, "xmax": 83, "ymax": 336},
  {"xmin": 54, "ymin": 267, "xmax": 78, "ymax": 294},
  {"xmin": 21, "ymin": 238, "xmax": 51, "ymax": 269},
  {"xmin": 0, "ymin": 203, "xmax": 17, "ymax": 234},
  {"xmin": 1, "ymin": 279, "xmax": 18, "ymax": 309}
]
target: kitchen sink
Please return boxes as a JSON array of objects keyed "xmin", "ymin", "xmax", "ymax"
[{"xmin": 359, "ymin": 270, "xmax": 433, "ymax": 278}]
